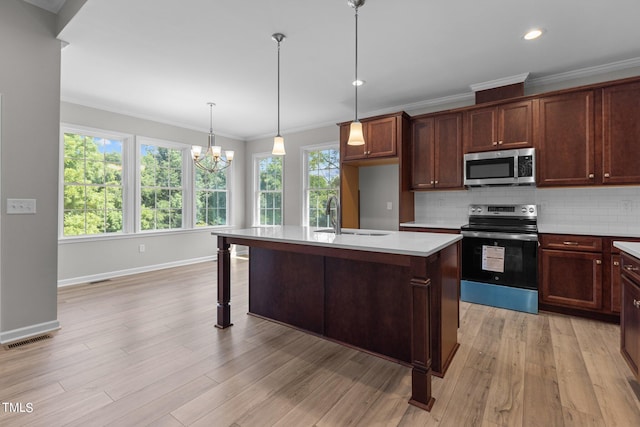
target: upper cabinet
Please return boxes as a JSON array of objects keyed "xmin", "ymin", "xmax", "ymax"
[
  {"xmin": 411, "ymin": 112, "xmax": 462, "ymax": 190},
  {"xmin": 601, "ymin": 80, "xmax": 640, "ymax": 185},
  {"xmin": 341, "ymin": 113, "xmax": 407, "ymax": 162},
  {"xmin": 537, "ymin": 80, "xmax": 640, "ymax": 187},
  {"xmin": 463, "ymin": 100, "xmax": 533, "ymax": 153},
  {"xmin": 536, "ymin": 90, "xmax": 595, "ymax": 186}
]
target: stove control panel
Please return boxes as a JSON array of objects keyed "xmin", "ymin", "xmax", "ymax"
[{"xmin": 468, "ymin": 204, "xmax": 537, "ymax": 218}]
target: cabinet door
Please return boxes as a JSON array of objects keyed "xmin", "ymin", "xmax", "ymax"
[
  {"xmin": 498, "ymin": 100, "xmax": 532, "ymax": 149},
  {"xmin": 536, "ymin": 91, "xmax": 595, "ymax": 186},
  {"xmin": 602, "ymin": 81, "xmax": 640, "ymax": 184},
  {"xmin": 621, "ymin": 275, "xmax": 640, "ymax": 379},
  {"xmin": 612, "ymin": 254, "xmax": 622, "ymax": 313},
  {"xmin": 464, "ymin": 107, "xmax": 497, "ymax": 152},
  {"xmin": 434, "ymin": 113, "xmax": 463, "ymax": 188},
  {"xmin": 341, "ymin": 123, "xmax": 367, "ymax": 161},
  {"xmin": 541, "ymin": 249, "xmax": 603, "ymax": 310},
  {"xmin": 365, "ymin": 116, "xmax": 397, "ymax": 158},
  {"xmin": 410, "ymin": 117, "xmax": 435, "ymax": 189}
]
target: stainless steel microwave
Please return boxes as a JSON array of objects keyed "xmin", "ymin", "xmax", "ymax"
[{"xmin": 463, "ymin": 148, "xmax": 536, "ymax": 186}]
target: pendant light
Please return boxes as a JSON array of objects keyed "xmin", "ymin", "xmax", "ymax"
[
  {"xmin": 347, "ymin": 0, "xmax": 366, "ymax": 146},
  {"xmin": 272, "ymin": 33, "xmax": 286, "ymax": 155}
]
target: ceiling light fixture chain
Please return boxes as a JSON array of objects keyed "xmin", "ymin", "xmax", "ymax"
[
  {"xmin": 191, "ymin": 102, "xmax": 234, "ymax": 173},
  {"xmin": 271, "ymin": 32, "xmax": 286, "ymax": 155},
  {"xmin": 347, "ymin": 0, "xmax": 366, "ymax": 146}
]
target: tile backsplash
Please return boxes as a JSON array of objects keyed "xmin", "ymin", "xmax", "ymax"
[{"xmin": 415, "ymin": 186, "xmax": 640, "ymax": 236}]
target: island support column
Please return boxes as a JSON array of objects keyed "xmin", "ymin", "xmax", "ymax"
[
  {"xmin": 216, "ymin": 236, "xmax": 232, "ymax": 329},
  {"xmin": 409, "ymin": 255, "xmax": 435, "ymax": 411}
]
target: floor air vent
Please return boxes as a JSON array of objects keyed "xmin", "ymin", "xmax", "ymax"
[{"xmin": 4, "ymin": 334, "xmax": 52, "ymax": 350}]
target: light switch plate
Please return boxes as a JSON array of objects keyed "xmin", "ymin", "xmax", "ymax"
[{"xmin": 7, "ymin": 199, "xmax": 36, "ymax": 214}]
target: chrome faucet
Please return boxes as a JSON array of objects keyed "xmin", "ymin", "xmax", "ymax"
[{"xmin": 325, "ymin": 195, "xmax": 341, "ymax": 235}]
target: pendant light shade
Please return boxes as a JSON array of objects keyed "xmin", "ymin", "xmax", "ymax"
[
  {"xmin": 347, "ymin": 0, "xmax": 366, "ymax": 146},
  {"xmin": 272, "ymin": 33, "xmax": 286, "ymax": 155}
]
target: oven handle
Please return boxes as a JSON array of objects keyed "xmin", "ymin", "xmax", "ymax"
[{"xmin": 461, "ymin": 230, "xmax": 539, "ymax": 242}]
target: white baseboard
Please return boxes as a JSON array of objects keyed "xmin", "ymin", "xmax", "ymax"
[
  {"xmin": 57, "ymin": 255, "xmax": 217, "ymax": 287},
  {"xmin": 0, "ymin": 320, "xmax": 61, "ymax": 345}
]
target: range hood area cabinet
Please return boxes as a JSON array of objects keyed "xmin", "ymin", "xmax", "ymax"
[
  {"xmin": 536, "ymin": 79, "xmax": 640, "ymax": 187},
  {"xmin": 463, "ymin": 99, "xmax": 533, "ymax": 153},
  {"xmin": 339, "ymin": 112, "xmax": 414, "ymax": 229},
  {"xmin": 410, "ymin": 112, "xmax": 463, "ymax": 190}
]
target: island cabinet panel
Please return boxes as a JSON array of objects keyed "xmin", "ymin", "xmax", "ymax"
[
  {"xmin": 248, "ymin": 248, "xmax": 325, "ymax": 334},
  {"xmin": 621, "ymin": 252, "xmax": 640, "ymax": 381},
  {"xmin": 410, "ymin": 113, "xmax": 462, "ymax": 190},
  {"xmin": 324, "ymin": 258, "xmax": 412, "ymax": 363},
  {"xmin": 463, "ymin": 100, "xmax": 532, "ymax": 153},
  {"xmin": 536, "ymin": 90, "xmax": 596, "ymax": 186},
  {"xmin": 601, "ymin": 80, "xmax": 640, "ymax": 185}
]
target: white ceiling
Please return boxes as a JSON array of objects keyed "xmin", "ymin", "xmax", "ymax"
[{"xmin": 56, "ymin": 0, "xmax": 640, "ymax": 140}]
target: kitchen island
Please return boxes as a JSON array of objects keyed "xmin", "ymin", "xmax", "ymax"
[{"xmin": 213, "ymin": 226, "xmax": 461, "ymax": 411}]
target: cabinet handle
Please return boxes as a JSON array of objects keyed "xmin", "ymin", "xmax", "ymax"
[
  {"xmin": 614, "ymin": 261, "xmax": 620, "ymax": 266},
  {"xmin": 562, "ymin": 241, "xmax": 579, "ymax": 246},
  {"xmin": 624, "ymin": 265, "xmax": 639, "ymax": 271},
  {"xmin": 604, "ymin": 173, "xmax": 610, "ymax": 178},
  {"xmin": 435, "ymin": 180, "xmax": 439, "ymax": 184},
  {"xmin": 634, "ymin": 299, "xmax": 640, "ymax": 308},
  {"xmin": 430, "ymin": 181, "xmax": 434, "ymax": 184},
  {"xmin": 596, "ymin": 260, "xmax": 602, "ymax": 265},
  {"xmin": 492, "ymin": 141, "xmax": 498, "ymax": 146},
  {"xmin": 498, "ymin": 140, "xmax": 503, "ymax": 145},
  {"xmin": 588, "ymin": 173, "xmax": 594, "ymax": 179}
]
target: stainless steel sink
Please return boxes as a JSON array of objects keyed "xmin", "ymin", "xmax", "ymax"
[{"xmin": 314, "ymin": 229, "xmax": 389, "ymax": 236}]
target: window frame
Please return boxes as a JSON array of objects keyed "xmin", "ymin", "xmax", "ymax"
[
  {"xmin": 301, "ymin": 142, "xmax": 340, "ymax": 227},
  {"xmin": 253, "ymin": 152, "xmax": 285, "ymax": 226},
  {"xmin": 59, "ymin": 124, "xmax": 134, "ymax": 239}
]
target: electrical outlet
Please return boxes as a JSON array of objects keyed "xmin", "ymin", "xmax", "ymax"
[
  {"xmin": 7, "ymin": 198, "xmax": 36, "ymax": 214},
  {"xmin": 386, "ymin": 202, "xmax": 392, "ymax": 210}
]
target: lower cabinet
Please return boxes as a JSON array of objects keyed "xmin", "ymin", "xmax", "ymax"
[
  {"xmin": 620, "ymin": 252, "xmax": 640, "ymax": 382},
  {"xmin": 539, "ymin": 234, "xmax": 640, "ymax": 321}
]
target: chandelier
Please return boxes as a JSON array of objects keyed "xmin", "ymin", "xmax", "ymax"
[{"xmin": 191, "ymin": 102, "xmax": 234, "ymax": 173}]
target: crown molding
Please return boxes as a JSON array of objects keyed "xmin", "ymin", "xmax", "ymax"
[
  {"xmin": 470, "ymin": 73, "xmax": 530, "ymax": 92},
  {"xmin": 528, "ymin": 57, "xmax": 640, "ymax": 87}
]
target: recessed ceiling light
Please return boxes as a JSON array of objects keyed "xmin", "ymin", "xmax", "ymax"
[
  {"xmin": 352, "ymin": 79, "xmax": 365, "ymax": 86},
  {"xmin": 523, "ymin": 29, "xmax": 543, "ymax": 40}
]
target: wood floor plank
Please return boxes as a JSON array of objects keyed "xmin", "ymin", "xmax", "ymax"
[{"xmin": 1, "ymin": 259, "xmax": 639, "ymax": 426}]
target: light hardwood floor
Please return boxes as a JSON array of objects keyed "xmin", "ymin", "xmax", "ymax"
[{"xmin": 1, "ymin": 258, "xmax": 639, "ymax": 426}]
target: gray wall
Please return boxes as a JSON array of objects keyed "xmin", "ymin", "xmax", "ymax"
[
  {"xmin": 0, "ymin": 0, "xmax": 60, "ymax": 342},
  {"xmin": 58, "ymin": 102, "xmax": 246, "ymax": 285},
  {"xmin": 359, "ymin": 164, "xmax": 399, "ymax": 231}
]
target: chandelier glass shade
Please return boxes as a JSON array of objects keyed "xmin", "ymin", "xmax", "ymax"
[{"xmin": 191, "ymin": 102, "xmax": 234, "ymax": 173}]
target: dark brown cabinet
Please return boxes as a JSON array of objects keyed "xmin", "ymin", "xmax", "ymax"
[
  {"xmin": 463, "ymin": 100, "xmax": 532, "ymax": 153},
  {"xmin": 536, "ymin": 90, "xmax": 595, "ymax": 186},
  {"xmin": 410, "ymin": 113, "xmax": 462, "ymax": 190},
  {"xmin": 601, "ymin": 80, "xmax": 640, "ymax": 185},
  {"xmin": 540, "ymin": 235, "xmax": 603, "ymax": 311},
  {"xmin": 341, "ymin": 114, "xmax": 400, "ymax": 161},
  {"xmin": 620, "ymin": 252, "xmax": 640, "ymax": 382}
]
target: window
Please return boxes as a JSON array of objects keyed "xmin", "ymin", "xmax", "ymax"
[
  {"xmin": 60, "ymin": 125, "xmax": 233, "ymax": 239},
  {"xmin": 139, "ymin": 142, "xmax": 184, "ymax": 231},
  {"xmin": 304, "ymin": 146, "xmax": 340, "ymax": 227},
  {"xmin": 62, "ymin": 129, "xmax": 126, "ymax": 236},
  {"xmin": 195, "ymin": 166, "xmax": 228, "ymax": 227},
  {"xmin": 255, "ymin": 155, "xmax": 283, "ymax": 225}
]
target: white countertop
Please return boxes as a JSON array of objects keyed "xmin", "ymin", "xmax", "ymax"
[
  {"xmin": 213, "ymin": 226, "xmax": 462, "ymax": 258},
  {"xmin": 613, "ymin": 241, "xmax": 640, "ymax": 259},
  {"xmin": 538, "ymin": 224, "xmax": 640, "ymax": 238}
]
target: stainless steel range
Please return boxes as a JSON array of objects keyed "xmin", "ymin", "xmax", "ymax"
[{"xmin": 460, "ymin": 204, "xmax": 538, "ymax": 314}]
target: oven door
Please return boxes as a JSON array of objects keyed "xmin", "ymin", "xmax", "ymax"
[{"xmin": 461, "ymin": 231, "xmax": 538, "ymax": 290}]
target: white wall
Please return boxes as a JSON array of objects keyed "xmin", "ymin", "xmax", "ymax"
[
  {"xmin": 58, "ymin": 102, "xmax": 246, "ymax": 285},
  {"xmin": 359, "ymin": 164, "xmax": 399, "ymax": 231},
  {"xmin": 0, "ymin": 0, "xmax": 60, "ymax": 342}
]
